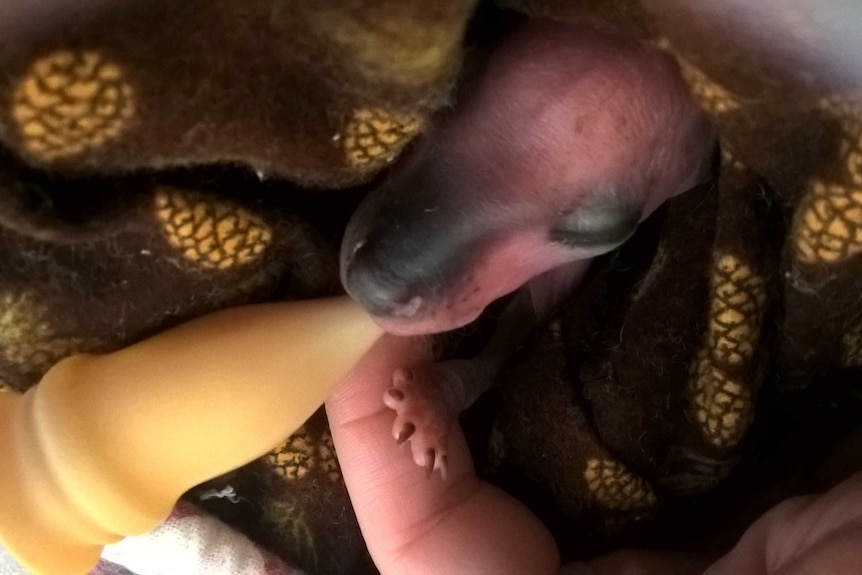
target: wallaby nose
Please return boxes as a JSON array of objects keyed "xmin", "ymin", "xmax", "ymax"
[{"xmin": 342, "ymin": 238, "xmax": 425, "ymax": 319}]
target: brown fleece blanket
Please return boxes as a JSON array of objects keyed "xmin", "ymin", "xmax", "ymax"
[{"xmin": 1, "ymin": 1, "xmax": 862, "ymax": 573}]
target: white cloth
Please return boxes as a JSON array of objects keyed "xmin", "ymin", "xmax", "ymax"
[
  {"xmin": 101, "ymin": 504, "xmax": 303, "ymax": 575},
  {"xmin": 0, "ymin": 543, "xmax": 30, "ymax": 575}
]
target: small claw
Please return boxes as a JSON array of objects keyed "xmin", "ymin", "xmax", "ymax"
[
  {"xmin": 386, "ymin": 388, "xmax": 405, "ymax": 402},
  {"xmin": 397, "ymin": 422, "xmax": 416, "ymax": 444},
  {"xmin": 424, "ymin": 449, "xmax": 435, "ymax": 478}
]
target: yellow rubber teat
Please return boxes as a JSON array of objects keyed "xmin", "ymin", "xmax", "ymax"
[{"xmin": 0, "ymin": 296, "xmax": 382, "ymax": 574}]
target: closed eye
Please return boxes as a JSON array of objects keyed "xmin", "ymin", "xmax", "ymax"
[{"xmin": 549, "ymin": 202, "xmax": 641, "ymax": 248}]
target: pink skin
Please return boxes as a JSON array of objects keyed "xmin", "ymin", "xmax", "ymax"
[
  {"xmin": 341, "ymin": 20, "xmax": 714, "ymax": 337},
  {"xmin": 385, "ymin": 261, "xmax": 590, "ymax": 476},
  {"xmin": 326, "ymin": 335, "xmax": 560, "ymax": 575},
  {"xmin": 327, "ymin": 335, "xmax": 862, "ymax": 575},
  {"xmin": 335, "ymin": 58, "xmax": 862, "ymax": 575},
  {"xmin": 341, "ymin": 21, "xmax": 714, "ymax": 476}
]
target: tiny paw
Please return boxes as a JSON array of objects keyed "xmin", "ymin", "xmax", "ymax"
[{"xmin": 384, "ymin": 365, "xmax": 461, "ymax": 480}]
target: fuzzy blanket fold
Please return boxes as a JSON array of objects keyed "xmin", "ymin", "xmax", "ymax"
[{"xmin": 1, "ymin": 1, "xmax": 862, "ymax": 573}]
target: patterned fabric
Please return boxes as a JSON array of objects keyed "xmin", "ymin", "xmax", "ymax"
[
  {"xmin": 0, "ymin": 1, "xmax": 860, "ymax": 573},
  {"xmin": 479, "ymin": 0, "xmax": 862, "ymax": 561}
]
